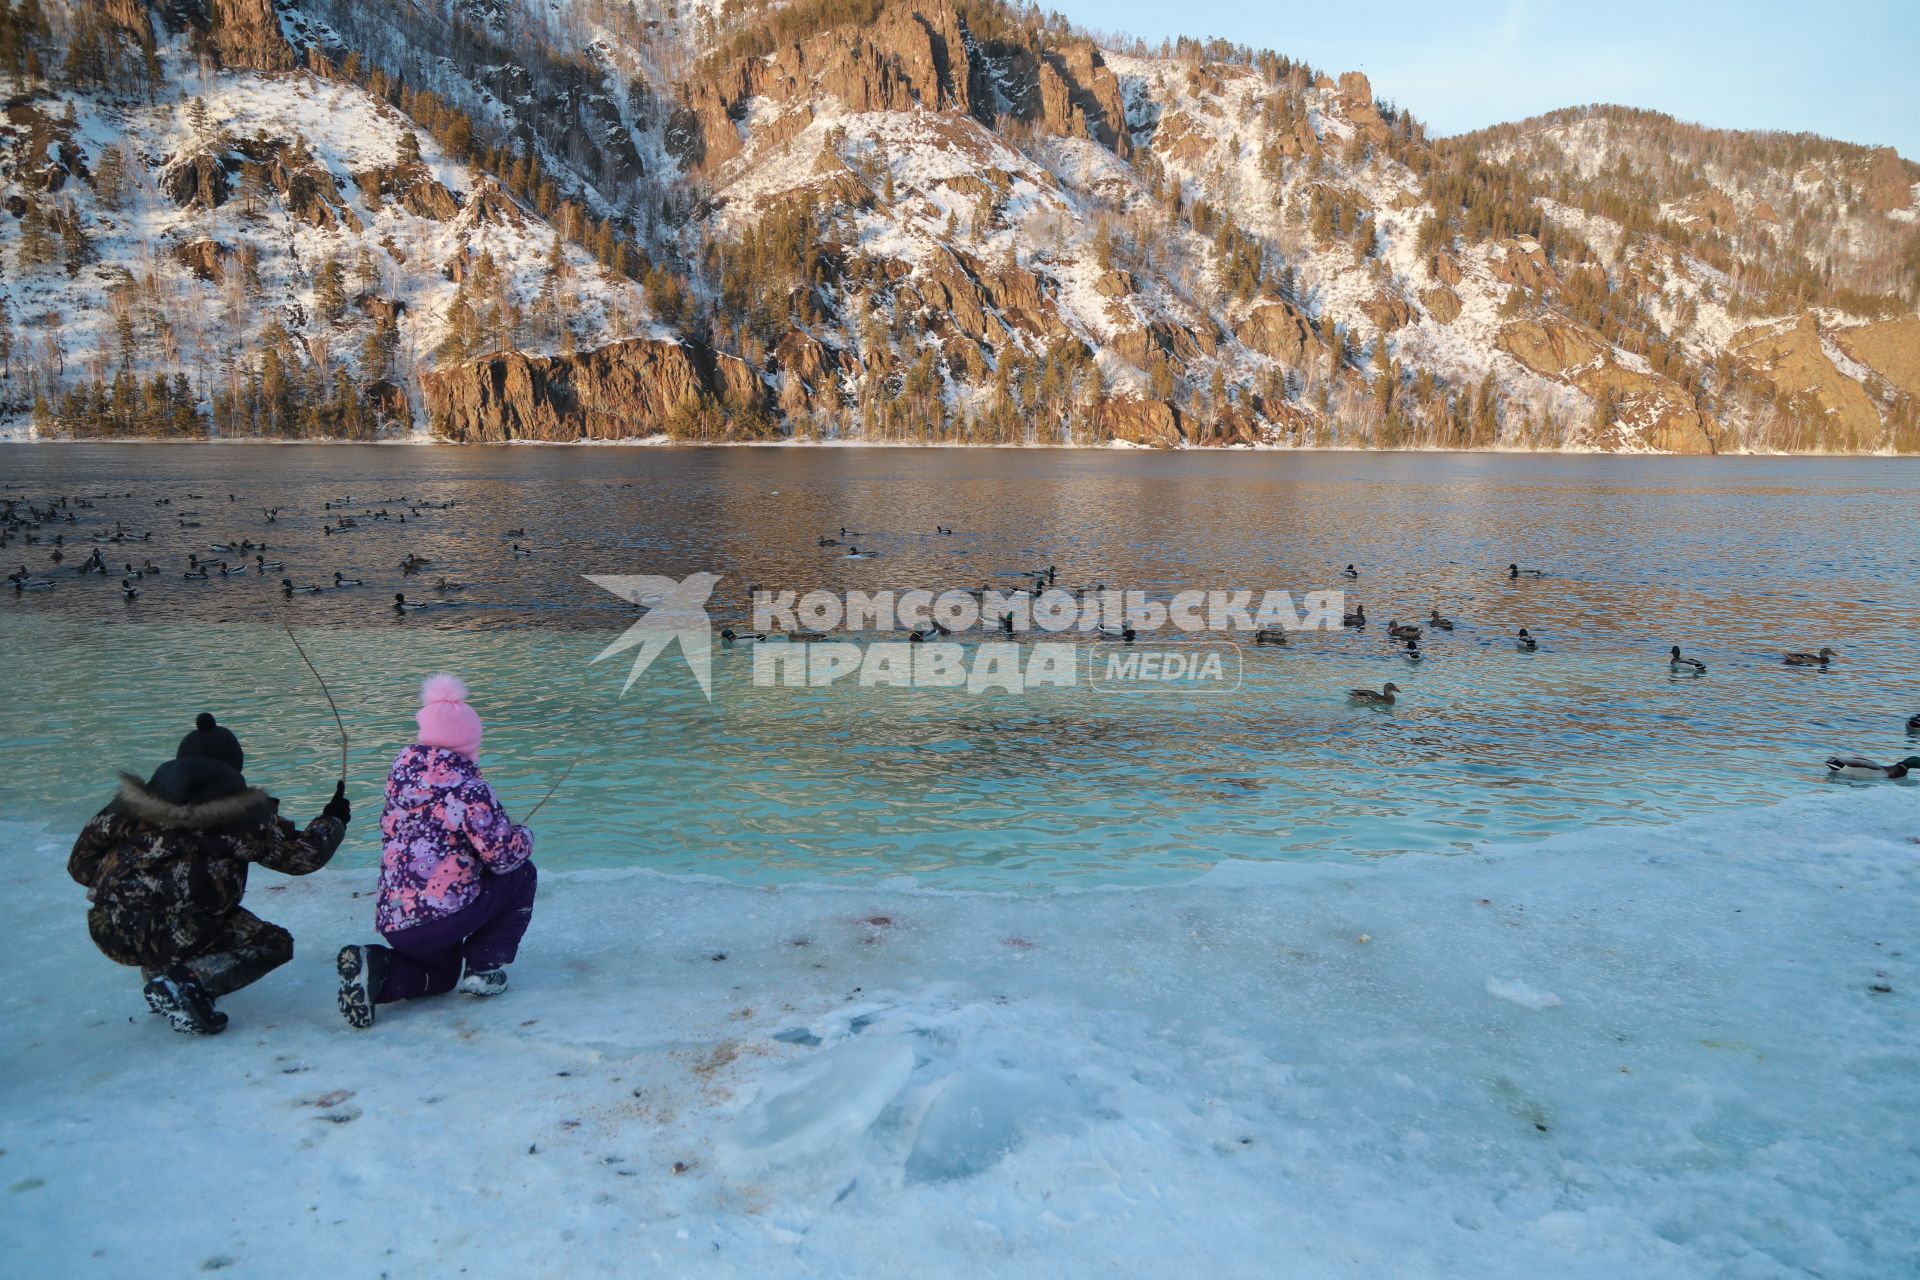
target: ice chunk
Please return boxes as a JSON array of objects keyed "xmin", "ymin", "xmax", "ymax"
[
  {"xmin": 903, "ymin": 1067, "xmax": 1069, "ymax": 1184},
  {"xmin": 1486, "ymin": 976, "xmax": 1564, "ymax": 1009},
  {"xmin": 720, "ymin": 1037, "xmax": 915, "ymax": 1166}
]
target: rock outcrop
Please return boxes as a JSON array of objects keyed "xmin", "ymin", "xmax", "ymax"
[
  {"xmin": 423, "ymin": 340, "xmax": 713, "ymax": 441},
  {"xmin": 1236, "ymin": 299, "xmax": 1320, "ymax": 365}
]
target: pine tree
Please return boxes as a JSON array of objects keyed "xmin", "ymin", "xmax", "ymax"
[
  {"xmin": 314, "ymin": 258, "xmax": 347, "ymax": 324},
  {"xmin": 15, "ymin": 198, "xmax": 56, "ymax": 271},
  {"xmin": 95, "ymin": 144, "xmax": 126, "ymax": 211}
]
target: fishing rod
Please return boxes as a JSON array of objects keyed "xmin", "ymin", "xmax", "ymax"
[
  {"xmin": 522, "ymin": 745, "xmax": 586, "ymax": 822},
  {"xmin": 279, "ymin": 613, "xmax": 348, "ymax": 781}
]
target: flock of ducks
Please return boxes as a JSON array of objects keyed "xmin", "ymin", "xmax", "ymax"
[{"xmin": 7, "ymin": 492, "xmax": 1916, "ymax": 781}]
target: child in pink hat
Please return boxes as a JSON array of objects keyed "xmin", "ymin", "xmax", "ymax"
[{"xmin": 335, "ymin": 675, "xmax": 536, "ymax": 1028}]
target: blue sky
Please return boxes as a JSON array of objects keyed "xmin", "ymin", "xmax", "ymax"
[{"xmin": 1052, "ymin": 0, "xmax": 1919, "ymax": 159}]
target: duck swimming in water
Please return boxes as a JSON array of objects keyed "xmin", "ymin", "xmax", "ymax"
[
  {"xmin": 393, "ymin": 592, "xmax": 432, "ymax": 613},
  {"xmin": 1508, "ymin": 563, "xmax": 1545, "ymax": 579},
  {"xmin": 844, "ymin": 547, "xmax": 871, "ymax": 559},
  {"xmin": 1824, "ymin": 754, "xmax": 1920, "ymax": 781},
  {"xmin": 1341, "ymin": 564, "xmax": 1359, "ymax": 580},
  {"xmin": 1253, "ymin": 628, "xmax": 1288, "ymax": 646},
  {"xmin": 1403, "ymin": 637, "xmax": 1422, "ymax": 661},
  {"xmin": 1669, "ymin": 645, "xmax": 1706, "ymax": 674},
  {"xmin": 1386, "ymin": 620, "xmax": 1421, "ymax": 641},
  {"xmin": 333, "ymin": 572, "xmax": 364, "ymax": 588},
  {"xmin": 1906, "ymin": 713, "xmax": 1920, "ymax": 734},
  {"xmin": 14, "ymin": 577, "xmax": 53, "ymax": 591},
  {"xmin": 1348, "ymin": 682, "xmax": 1401, "ymax": 706},
  {"xmin": 1516, "ymin": 628, "xmax": 1538, "ymax": 652},
  {"xmin": 184, "ymin": 565, "xmax": 208, "ymax": 580},
  {"xmin": 255, "ymin": 555, "xmax": 283, "ymax": 572},
  {"xmin": 1428, "ymin": 609, "xmax": 1454, "ymax": 631},
  {"xmin": 218, "ymin": 560, "xmax": 246, "ymax": 577},
  {"xmin": 121, "ymin": 578, "xmax": 140, "ymax": 600},
  {"xmin": 1784, "ymin": 647, "xmax": 1838, "ymax": 667},
  {"xmin": 1342, "ymin": 603, "xmax": 1366, "ymax": 628},
  {"xmin": 719, "ymin": 628, "xmax": 765, "ymax": 647},
  {"xmin": 281, "ymin": 578, "xmax": 322, "ymax": 596},
  {"xmin": 432, "ymin": 577, "xmax": 463, "ymax": 592},
  {"xmin": 1097, "ymin": 624, "xmax": 1137, "ymax": 643}
]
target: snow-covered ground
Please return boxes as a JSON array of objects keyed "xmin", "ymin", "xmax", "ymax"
[{"xmin": 2, "ymin": 787, "xmax": 1916, "ymax": 1277}]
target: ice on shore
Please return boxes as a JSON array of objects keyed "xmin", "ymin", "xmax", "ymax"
[{"xmin": 1, "ymin": 787, "xmax": 1916, "ymax": 1277}]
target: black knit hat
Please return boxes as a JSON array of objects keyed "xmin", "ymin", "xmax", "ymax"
[{"xmin": 176, "ymin": 712, "xmax": 244, "ymax": 773}]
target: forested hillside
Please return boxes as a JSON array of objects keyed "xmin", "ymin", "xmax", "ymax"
[{"xmin": 2, "ymin": 0, "xmax": 1915, "ymax": 451}]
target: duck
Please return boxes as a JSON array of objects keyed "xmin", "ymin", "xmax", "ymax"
[
  {"xmin": 208, "ymin": 542, "xmax": 236, "ymax": 553},
  {"xmin": 1785, "ymin": 647, "xmax": 1838, "ymax": 667},
  {"xmin": 1403, "ymin": 637, "xmax": 1422, "ymax": 661},
  {"xmin": 183, "ymin": 566, "xmax": 208, "ymax": 580},
  {"xmin": 505, "ymin": 527, "xmax": 526, "ymax": 538},
  {"xmin": 719, "ymin": 628, "xmax": 765, "ymax": 647},
  {"xmin": 393, "ymin": 592, "xmax": 431, "ymax": 613},
  {"xmin": 1668, "ymin": 645, "xmax": 1706, "ymax": 675},
  {"xmin": 844, "ymin": 547, "xmax": 872, "ymax": 559},
  {"xmin": 1341, "ymin": 564, "xmax": 1359, "ymax": 580},
  {"xmin": 1386, "ymin": 620, "xmax": 1421, "ymax": 641},
  {"xmin": 1348, "ymin": 682, "xmax": 1401, "ymax": 706},
  {"xmin": 511, "ymin": 543, "xmax": 533, "ymax": 558},
  {"xmin": 400, "ymin": 554, "xmax": 431, "ymax": 574},
  {"xmin": 1516, "ymin": 628, "xmax": 1538, "ymax": 652},
  {"xmin": 1098, "ymin": 624, "xmax": 1138, "ymax": 643},
  {"xmin": 432, "ymin": 577, "xmax": 463, "ymax": 593},
  {"xmin": 936, "ymin": 526, "xmax": 954, "ymax": 535},
  {"xmin": 787, "ymin": 629, "xmax": 828, "ymax": 642},
  {"xmin": 1906, "ymin": 713, "xmax": 1920, "ymax": 734},
  {"xmin": 281, "ymin": 578, "xmax": 322, "ymax": 596},
  {"xmin": 1342, "ymin": 603, "xmax": 1366, "ymax": 628},
  {"xmin": 1824, "ymin": 755, "xmax": 1920, "ymax": 781},
  {"xmin": 1253, "ymin": 628, "xmax": 1288, "ymax": 646},
  {"xmin": 219, "ymin": 560, "xmax": 247, "ymax": 577},
  {"xmin": 13, "ymin": 577, "xmax": 53, "ymax": 591},
  {"xmin": 121, "ymin": 578, "xmax": 140, "ymax": 600},
  {"xmin": 254, "ymin": 556, "xmax": 283, "ymax": 572},
  {"xmin": 1508, "ymin": 563, "xmax": 1545, "ymax": 579},
  {"xmin": 818, "ymin": 537, "xmax": 841, "ymax": 547},
  {"xmin": 1428, "ymin": 609, "xmax": 1454, "ymax": 631},
  {"xmin": 333, "ymin": 572, "xmax": 365, "ymax": 588}
]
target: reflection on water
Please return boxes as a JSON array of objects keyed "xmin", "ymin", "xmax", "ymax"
[{"xmin": 3, "ymin": 444, "xmax": 1918, "ymax": 886}]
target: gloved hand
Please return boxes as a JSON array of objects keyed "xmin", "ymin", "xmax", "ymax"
[{"xmin": 322, "ymin": 780, "xmax": 351, "ymax": 826}]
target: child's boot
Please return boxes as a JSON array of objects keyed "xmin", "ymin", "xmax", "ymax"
[
  {"xmin": 457, "ymin": 966, "xmax": 508, "ymax": 997},
  {"xmin": 336, "ymin": 944, "xmax": 391, "ymax": 1029},
  {"xmin": 144, "ymin": 967, "xmax": 228, "ymax": 1036}
]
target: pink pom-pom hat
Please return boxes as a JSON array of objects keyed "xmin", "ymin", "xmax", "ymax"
[{"xmin": 415, "ymin": 674, "xmax": 484, "ymax": 761}]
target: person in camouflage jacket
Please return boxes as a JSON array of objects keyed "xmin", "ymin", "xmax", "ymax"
[{"xmin": 69, "ymin": 712, "xmax": 351, "ymax": 1035}]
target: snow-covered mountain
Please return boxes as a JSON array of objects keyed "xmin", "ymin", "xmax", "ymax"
[{"xmin": 3, "ymin": 0, "xmax": 1915, "ymax": 451}]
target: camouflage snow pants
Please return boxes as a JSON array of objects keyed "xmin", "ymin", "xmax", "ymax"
[{"xmin": 88, "ymin": 903, "xmax": 295, "ymax": 997}]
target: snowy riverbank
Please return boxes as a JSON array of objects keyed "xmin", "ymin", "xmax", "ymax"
[{"xmin": 2, "ymin": 787, "xmax": 1915, "ymax": 1278}]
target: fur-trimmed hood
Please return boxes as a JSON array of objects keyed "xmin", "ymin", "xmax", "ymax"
[{"xmin": 112, "ymin": 768, "xmax": 276, "ymax": 831}]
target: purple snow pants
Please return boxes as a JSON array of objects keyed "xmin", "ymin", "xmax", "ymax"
[{"xmin": 377, "ymin": 862, "xmax": 538, "ymax": 1003}]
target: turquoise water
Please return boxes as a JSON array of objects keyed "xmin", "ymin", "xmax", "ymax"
[{"xmin": 4, "ymin": 445, "xmax": 1918, "ymax": 886}]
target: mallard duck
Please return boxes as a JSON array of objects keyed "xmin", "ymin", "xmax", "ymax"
[
  {"xmin": 1342, "ymin": 603, "xmax": 1367, "ymax": 628},
  {"xmin": 511, "ymin": 543, "xmax": 533, "ymax": 558},
  {"xmin": 504, "ymin": 527, "xmax": 526, "ymax": 538},
  {"xmin": 1508, "ymin": 563, "xmax": 1545, "ymax": 578},
  {"xmin": 1428, "ymin": 609, "xmax": 1454, "ymax": 631},
  {"xmin": 818, "ymin": 537, "xmax": 841, "ymax": 547},
  {"xmin": 121, "ymin": 578, "xmax": 140, "ymax": 600},
  {"xmin": 255, "ymin": 556, "xmax": 283, "ymax": 572},
  {"xmin": 334, "ymin": 572, "xmax": 364, "ymax": 587},
  {"xmin": 1253, "ymin": 628, "xmax": 1288, "ymax": 646},
  {"xmin": 1341, "ymin": 564, "xmax": 1359, "ymax": 579},
  {"xmin": 1098, "ymin": 624, "xmax": 1137, "ymax": 643},
  {"xmin": 208, "ymin": 542, "xmax": 236, "ymax": 553},
  {"xmin": 1403, "ymin": 637, "xmax": 1422, "ymax": 660},
  {"xmin": 844, "ymin": 547, "xmax": 871, "ymax": 559},
  {"xmin": 1516, "ymin": 628, "xmax": 1538, "ymax": 652},
  {"xmin": 1387, "ymin": 621, "xmax": 1421, "ymax": 640},
  {"xmin": 219, "ymin": 561, "xmax": 246, "ymax": 576},
  {"xmin": 788, "ymin": 629, "xmax": 828, "ymax": 642},
  {"xmin": 14, "ymin": 577, "xmax": 53, "ymax": 591},
  {"xmin": 394, "ymin": 592, "xmax": 431, "ymax": 612},
  {"xmin": 1785, "ymin": 647, "xmax": 1837, "ymax": 667},
  {"xmin": 1906, "ymin": 713, "xmax": 1920, "ymax": 734},
  {"xmin": 719, "ymin": 628, "xmax": 764, "ymax": 647},
  {"xmin": 936, "ymin": 526, "xmax": 953, "ymax": 535},
  {"xmin": 282, "ymin": 578, "xmax": 322, "ymax": 596},
  {"xmin": 1669, "ymin": 645, "xmax": 1706, "ymax": 674},
  {"xmin": 1825, "ymin": 755, "xmax": 1920, "ymax": 781},
  {"xmin": 183, "ymin": 566, "xmax": 208, "ymax": 580},
  {"xmin": 1349, "ymin": 682, "xmax": 1401, "ymax": 706},
  {"xmin": 432, "ymin": 577, "xmax": 463, "ymax": 592}
]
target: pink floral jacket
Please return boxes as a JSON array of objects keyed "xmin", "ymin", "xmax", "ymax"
[{"xmin": 376, "ymin": 745, "xmax": 532, "ymax": 933}]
